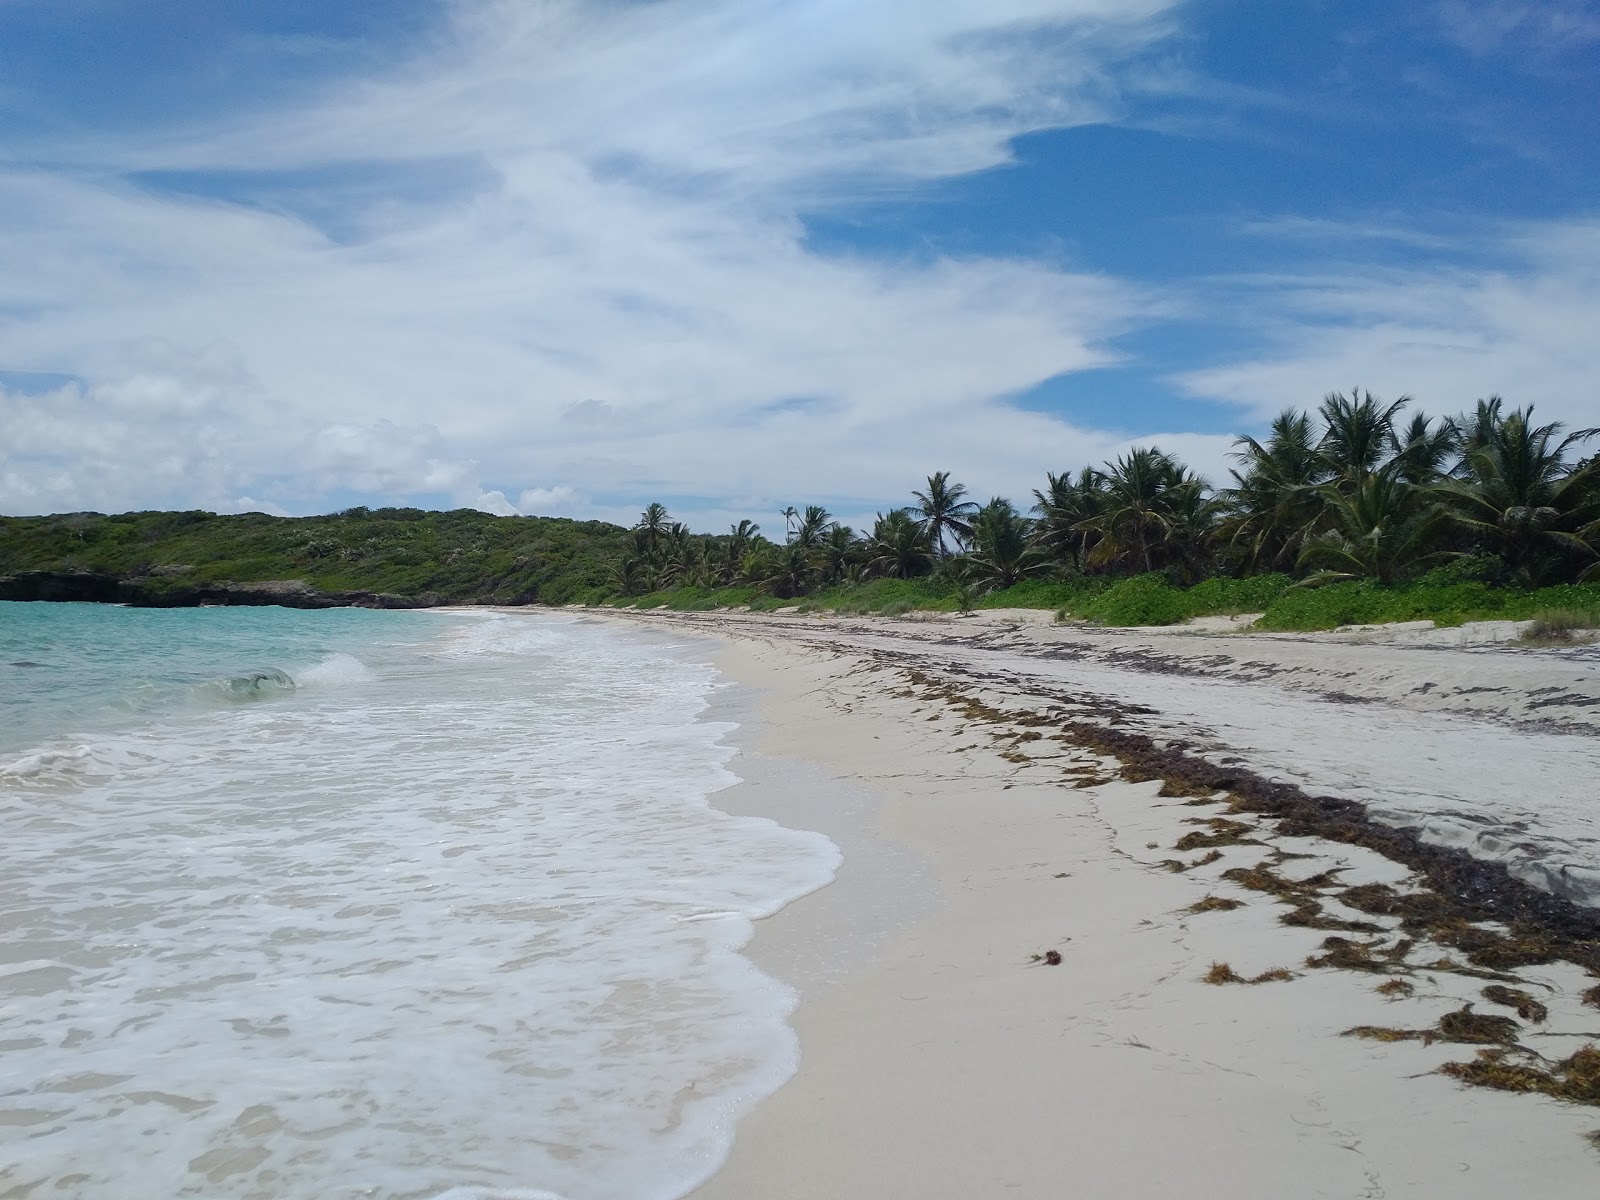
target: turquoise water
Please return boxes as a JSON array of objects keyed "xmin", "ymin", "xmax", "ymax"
[
  {"xmin": 0, "ymin": 602, "xmax": 837, "ymax": 1200},
  {"xmin": 0, "ymin": 601, "xmax": 444, "ymax": 757}
]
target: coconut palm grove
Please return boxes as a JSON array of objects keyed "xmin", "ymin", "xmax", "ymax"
[{"xmin": 612, "ymin": 391, "xmax": 1600, "ymax": 630}]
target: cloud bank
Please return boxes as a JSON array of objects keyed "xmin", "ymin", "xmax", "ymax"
[
  {"xmin": 2, "ymin": 0, "xmax": 1596, "ymax": 528},
  {"xmin": 0, "ymin": 0, "xmax": 1196, "ymax": 524}
]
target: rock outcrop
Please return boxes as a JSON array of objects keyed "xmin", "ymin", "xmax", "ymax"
[{"xmin": 0, "ymin": 572, "xmax": 439, "ymax": 609}]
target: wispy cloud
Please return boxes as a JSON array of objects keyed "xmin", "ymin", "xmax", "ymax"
[
  {"xmin": 1177, "ymin": 218, "xmax": 1600, "ymax": 430},
  {"xmin": 1435, "ymin": 0, "xmax": 1600, "ymax": 57},
  {"xmin": 0, "ymin": 0, "xmax": 1192, "ymax": 521}
]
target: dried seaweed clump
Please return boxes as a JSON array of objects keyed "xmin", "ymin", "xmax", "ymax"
[
  {"xmin": 1345, "ymin": 1005, "xmax": 1520, "ymax": 1047},
  {"xmin": 1203, "ymin": 962, "xmax": 1293, "ymax": 985},
  {"xmin": 1306, "ymin": 936, "xmax": 1414, "ymax": 974},
  {"xmin": 1481, "ymin": 984, "xmax": 1550, "ymax": 1024},
  {"xmin": 1160, "ymin": 850, "xmax": 1223, "ymax": 874},
  {"xmin": 1187, "ymin": 895, "xmax": 1245, "ymax": 915},
  {"xmin": 1441, "ymin": 1045, "xmax": 1600, "ymax": 1106},
  {"xmin": 1174, "ymin": 819, "xmax": 1258, "ymax": 852}
]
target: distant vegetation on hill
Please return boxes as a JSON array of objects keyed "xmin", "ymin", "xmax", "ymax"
[
  {"xmin": 607, "ymin": 392, "xmax": 1600, "ymax": 630},
  {"xmin": 0, "ymin": 507, "xmax": 630, "ymax": 606},
  {"xmin": 5, "ymin": 391, "xmax": 1599, "ymax": 629}
]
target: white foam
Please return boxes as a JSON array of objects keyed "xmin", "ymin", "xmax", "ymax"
[
  {"xmin": 0, "ymin": 612, "xmax": 839, "ymax": 1200},
  {"xmin": 293, "ymin": 651, "xmax": 376, "ymax": 689}
]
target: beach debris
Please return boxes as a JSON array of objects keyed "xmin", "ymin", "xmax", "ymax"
[
  {"xmin": 1585, "ymin": 984, "xmax": 1600, "ymax": 1011},
  {"xmin": 1186, "ymin": 895, "xmax": 1244, "ymax": 915},
  {"xmin": 1374, "ymin": 979, "xmax": 1415, "ymax": 999},
  {"xmin": 1029, "ymin": 949, "xmax": 1063, "ymax": 966},
  {"xmin": 1174, "ymin": 817, "xmax": 1260, "ymax": 851},
  {"xmin": 1306, "ymin": 935, "xmax": 1415, "ymax": 974},
  {"xmin": 1202, "ymin": 961, "xmax": 1293, "ymax": 985},
  {"xmin": 1345, "ymin": 1004, "xmax": 1521, "ymax": 1047},
  {"xmin": 1159, "ymin": 850, "xmax": 1224, "ymax": 874},
  {"xmin": 1481, "ymin": 984, "xmax": 1550, "ymax": 1023},
  {"xmin": 1441, "ymin": 1044, "xmax": 1600, "ymax": 1105}
]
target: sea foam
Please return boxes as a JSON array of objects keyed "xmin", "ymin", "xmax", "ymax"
[{"xmin": 0, "ymin": 607, "xmax": 839, "ymax": 1200}]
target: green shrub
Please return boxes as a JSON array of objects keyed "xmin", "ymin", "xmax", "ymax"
[
  {"xmin": 1180, "ymin": 574, "xmax": 1291, "ymax": 615},
  {"xmin": 1076, "ymin": 574, "xmax": 1189, "ymax": 627},
  {"xmin": 974, "ymin": 578, "xmax": 1100, "ymax": 611}
]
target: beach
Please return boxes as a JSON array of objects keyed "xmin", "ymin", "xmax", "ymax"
[{"xmin": 600, "ymin": 609, "xmax": 1600, "ymax": 1198}]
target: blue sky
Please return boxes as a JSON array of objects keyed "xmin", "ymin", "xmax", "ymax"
[{"xmin": 1, "ymin": 0, "xmax": 1597, "ymax": 530}]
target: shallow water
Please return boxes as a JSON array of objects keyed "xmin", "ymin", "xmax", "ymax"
[{"xmin": 0, "ymin": 603, "xmax": 838, "ymax": 1199}]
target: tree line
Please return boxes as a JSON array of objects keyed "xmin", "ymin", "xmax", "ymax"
[{"xmin": 612, "ymin": 391, "xmax": 1600, "ymax": 599}]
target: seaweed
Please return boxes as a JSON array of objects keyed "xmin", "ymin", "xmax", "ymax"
[
  {"xmin": 1440, "ymin": 1045, "xmax": 1600, "ymax": 1105},
  {"xmin": 1203, "ymin": 962, "xmax": 1293, "ymax": 985},
  {"xmin": 1305, "ymin": 935, "xmax": 1420, "ymax": 973},
  {"xmin": 1345, "ymin": 1005, "xmax": 1520, "ymax": 1047},
  {"xmin": 1174, "ymin": 818, "xmax": 1259, "ymax": 852},
  {"xmin": 1219, "ymin": 861, "xmax": 1382, "ymax": 933},
  {"xmin": 1187, "ymin": 895, "xmax": 1245, "ymax": 915},
  {"xmin": 1481, "ymin": 984, "xmax": 1550, "ymax": 1024},
  {"xmin": 1049, "ymin": 717, "xmax": 1600, "ymax": 975}
]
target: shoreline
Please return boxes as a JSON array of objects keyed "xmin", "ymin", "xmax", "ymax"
[{"xmin": 598, "ymin": 610, "xmax": 1600, "ymax": 1197}]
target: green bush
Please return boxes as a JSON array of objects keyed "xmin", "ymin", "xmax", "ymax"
[
  {"xmin": 1075, "ymin": 574, "xmax": 1188, "ymax": 627},
  {"xmin": 1256, "ymin": 580, "xmax": 1600, "ymax": 631},
  {"xmin": 974, "ymin": 578, "xmax": 1100, "ymax": 611},
  {"xmin": 1180, "ymin": 574, "xmax": 1291, "ymax": 615}
]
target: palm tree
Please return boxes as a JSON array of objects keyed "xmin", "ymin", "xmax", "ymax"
[
  {"xmin": 611, "ymin": 555, "xmax": 645, "ymax": 596},
  {"xmin": 1032, "ymin": 468, "xmax": 1106, "ymax": 571},
  {"xmin": 1318, "ymin": 389, "xmax": 1410, "ymax": 485},
  {"xmin": 908, "ymin": 471, "xmax": 978, "ymax": 560},
  {"xmin": 781, "ymin": 505, "xmax": 799, "ymax": 543},
  {"xmin": 1218, "ymin": 409, "xmax": 1327, "ymax": 572},
  {"xmin": 1298, "ymin": 462, "xmax": 1444, "ymax": 584},
  {"xmin": 635, "ymin": 502, "xmax": 671, "ymax": 555},
  {"xmin": 720, "ymin": 520, "xmax": 761, "ymax": 585},
  {"xmin": 819, "ymin": 524, "xmax": 859, "ymax": 584},
  {"xmin": 1084, "ymin": 447, "xmax": 1189, "ymax": 576},
  {"xmin": 764, "ymin": 541, "xmax": 814, "ymax": 598},
  {"xmin": 966, "ymin": 498, "xmax": 1048, "ymax": 591},
  {"xmin": 794, "ymin": 505, "xmax": 833, "ymax": 549},
  {"xmin": 867, "ymin": 510, "xmax": 934, "ymax": 578},
  {"xmin": 1436, "ymin": 405, "xmax": 1599, "ymax": 579},
  {"xmin": 1390, "ymin": 412, "xmax": 1458, "ymax": 486}
]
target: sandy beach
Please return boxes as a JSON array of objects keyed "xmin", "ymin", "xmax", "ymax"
[{"xmin": 597, "ymin": 609, "xmax": 1600, "ymax": 1198}]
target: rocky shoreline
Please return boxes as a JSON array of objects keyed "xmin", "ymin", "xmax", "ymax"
[{"xmin": 0, "ymin": 570, "xmax": 450, "ymax": 610}]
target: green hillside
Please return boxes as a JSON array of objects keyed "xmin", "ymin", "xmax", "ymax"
[{"xmin": 0, "ymin": 507, "xmax": 630, "ymax": 606}]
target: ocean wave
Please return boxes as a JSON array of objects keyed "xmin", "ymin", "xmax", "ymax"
[{"xmin": 293, "ymin": 652, "xmax": 374, "ymax": 689}]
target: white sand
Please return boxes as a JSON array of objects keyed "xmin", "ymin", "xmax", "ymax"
[
  {"xmin": 639, "ymin": 626, "xmax": 1600, "ymax": 1198},
  {"xmin": 624, "ymin": 610, "xmax": 1600, "ymax": 907}
]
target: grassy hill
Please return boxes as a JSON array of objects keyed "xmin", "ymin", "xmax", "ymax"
[{"xmin": 0, "ymin": 508, "xmax": 631, "ymax": 606}]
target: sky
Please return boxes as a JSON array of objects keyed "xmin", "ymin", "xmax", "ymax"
[{"xmin": 1, "ymin": 0, "xmax": 1597, "ymax": 533}]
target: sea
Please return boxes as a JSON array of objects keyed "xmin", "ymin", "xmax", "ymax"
[{"xmin": 0, "ymin": 602, "xmax": 840, "ymax": 1200}]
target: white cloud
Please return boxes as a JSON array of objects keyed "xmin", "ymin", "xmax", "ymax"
[
  {"xmin": 471, "ymin": 489, "xmax": 520, "ymax": 517},
  {"xmin": 516, "ymin": 486, "xmax": 584, "ymax": 515},
  {"xmin": 1176, "ymin": 218, "xmax": 1600, "ymax": 433},
  {"xmin": 0, "ymin": 0, "xmax": 1190, "ymax": 525}
]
